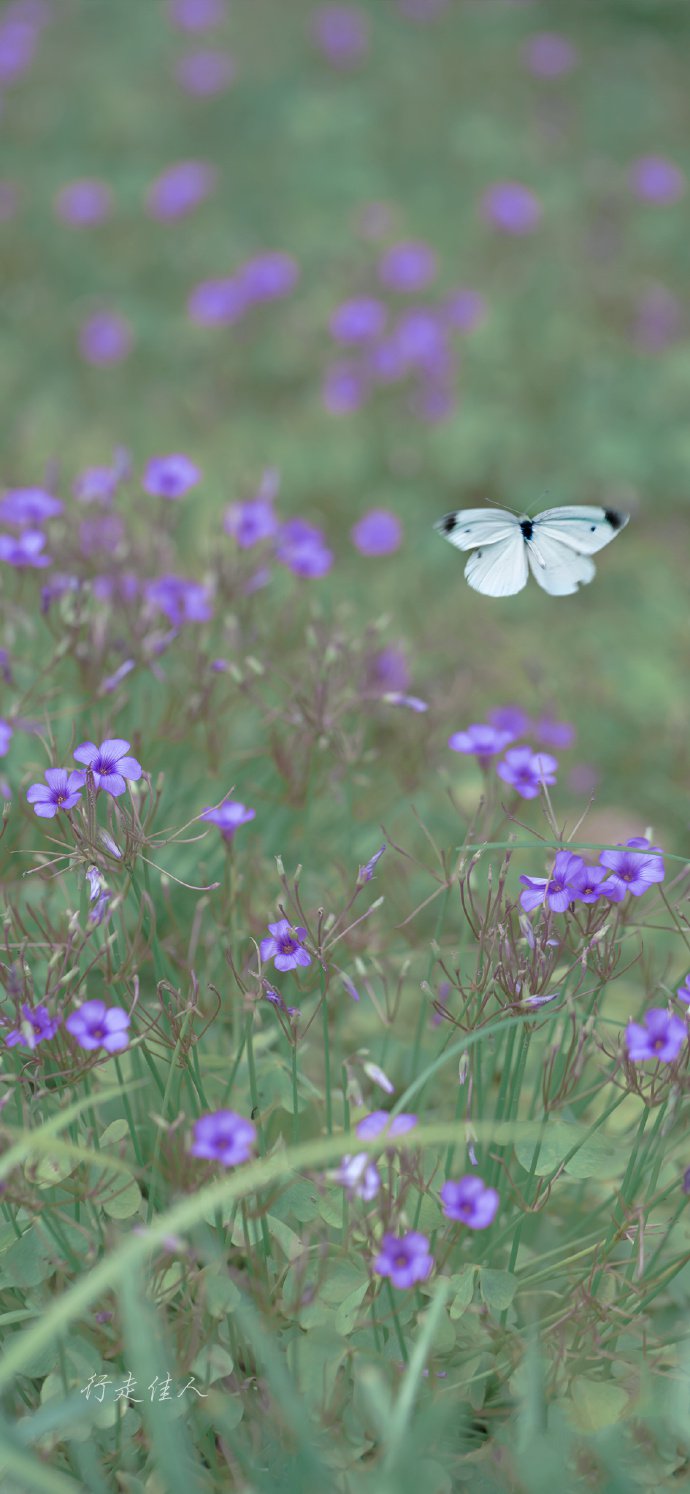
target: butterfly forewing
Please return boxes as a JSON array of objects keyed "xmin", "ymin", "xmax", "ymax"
[
  {"xmin": 434, "ymin": 509, "xmax": 519, "ymax": 552},
  {"xmin": 534, "ymin": 506, "xmax": 629, "ymax": 555}
]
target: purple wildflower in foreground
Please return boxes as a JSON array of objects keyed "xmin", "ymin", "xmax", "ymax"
[
  {"xmin": 334, "ymin": 1154, "xmax": 381, "ymax": 1200},
  {"xmin": 65, "ymin": 999, "xmax": 131, "ymax": 1053},
  {"xmin": 55, "ymin": 178, "xmax": 112, "ymax": 227},
  {"xmin": 0, "ymin": 488, "xmax": 63, "ymax": 525},
  {"xmin": 355, "ymin": 1111, "xmax": 417, "ymax": 1141},
  {"xmin": 625, "ymin": 1008, "xmax": 686, "ymax": 1064},
  {"xmin": 78, "ymin": 311, "xmax": 133, "ymax": 365},
  {"xmin": 448, "ymin": 723, "xmax": 515, "ymax": 766},
  {"xmin": 519, "ymin": 851, "xmax": 587, "ymax": 913},
  {"xmin": 378, "ymin": 240, "xmax": 437, "ymax": 292},
  {"xmin": 175, "ymin": 49, "xmax": 236, "ymax": 96},
  {"xmin": 5, "ymin": 1003, "xmax": 60, "ymax": 1049},
  {"xmin": 26, "ymin": 768, "xmax": 85, "ymax": 817},
  {"xmin": 189, "ymin": 1109, "xmax": 256, "ymax": 1166},
  {"xmin": 143, "ymin": 454, "xmax": 201, "ymax": 499},
  {"xmin": 351, "ymin": 509, "xmax": 402, "ymax": 556},
  {"xmin": 481, "ymin": 182, "xmax": 542, "ymax": 235},
  {"xmin": 599, "ymin": 836, "xmax": 664, "ymax": 900},
  {"xmin": 199, "ymin": 799, "xmax": 255, "ymax": 840},
  {"xmin": 571, "ymin": 864, "xmax": 610, "ymax": 903},
  {"xmin": 145, "ymin": 161, "xmax": 217, "ymax": 220},
  {"xmin": 497, "ymin": 746, "xmax": 558, "ymax": 799},
  {"xmin": 260, "ymin": 919, "xmax": 311, "ymax": 972},
  {"xmin": 676, "ymin": 975, "xmax": 690, "ymax": 1005},
  {"xmin": 145, "ymin": 574, "xmax": 213, "ymax": 625},
  {"xmin": 440, "ymin": 1175, "xmax": 500, "ymax": 1229},
  {"xmin": 374, "ymin": 1231, "xmax": 433, "ymax": 1289},
  {"xmin": 629, "ymin": 155, "xmax": 685, "ymax": 205},
  {"xmin": 73, "ymin": 739, "xmax": 142, "ymax": 797},
  {"xmin": 276, "ymin": 518, "xmax": 333, "ymax": 577},
  {"xmin": 0, "ymin": 529, "xmax": 51, "ymax": 567}
]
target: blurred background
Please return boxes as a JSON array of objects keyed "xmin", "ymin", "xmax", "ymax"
[{"xmin": 2, "ymin": 0, "xmax": 689, "ymax": 848}]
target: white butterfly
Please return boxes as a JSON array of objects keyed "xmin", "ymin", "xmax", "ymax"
[{"xmin": 434, "ymin": 505, "xmax": 629, "ymax": 597}]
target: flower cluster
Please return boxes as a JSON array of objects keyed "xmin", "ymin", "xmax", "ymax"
[
  {"xmin": 519, "ymin": 838, "xmax": 665, "ymax": 914},
  {"xmin": 448, "ymin": 706, "xmax": 574, "ymax": 798}
]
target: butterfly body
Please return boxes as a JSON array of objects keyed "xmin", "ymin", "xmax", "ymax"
[{"xmin": 434, "ymin": 505, "xmax": 629, "ymax": 597}]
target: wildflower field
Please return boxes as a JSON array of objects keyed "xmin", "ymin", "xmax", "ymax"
[{"xmin": 2, "ymin": 0, "xmax": 690, "ymax": 1490}]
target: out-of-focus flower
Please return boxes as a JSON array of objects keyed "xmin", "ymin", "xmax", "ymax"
[
  {"xmin": 55, "ymin": 179, "xmax": 112, "ymax": 227},
  {"xmin": 260, "ymin": 919, "xmax": 312, "ymax": 972},
  {"xmin": 334, "ymin": 1153, "xmax": 381, "ymax": 1200},
  {"xmin": 167, "ymin": 0, "xmax": 227, "ymax": 30},
  {"xmin": 534, "ymin": 716, "xmax": 575, "ymax": 749},
  {"xmin": 0, "ymin": 488, "xmax": 62, "ymax": 525},
  {"xmin": 239, "ymin": 252, "xmax": 299, "ymax": 303},
  {"xmin": 329, "ymin": 297, "xmax": 386, "ymax": 343},
  {"xmin": 145, "ymin": 574, "xmax": 213, "ymax": 625},
  {"xmin": 65, "ymin": 999, "xmax": 131, "ymax": 1053},
  {"xmin": 355, "ymin": 1111, "xmax": 417, "ymax": 1141},
  {"xmin": 444, "ymin": 288, "xmax": 488, "ymax": 333},
  {"xmin": 676, "ymin": 975, "xmax": 690, "ymax": 1005},
  {"xmin": 358, "ymin": 844, "xmax": 386, "ymax": 884},
  {"xmin": 79, "ymin": 513, "xmax": 124, "ymax": 558},
  {"xmin": 187, "ymin": 276, "xmax": 247, "ymax": 326},
  {"xmin": 440, "ymin": 1175, "xmax": 499, "ymax": 1228},
  {"xmin": 276, "ymin": 518, "xmax": 333, "ymax": 577},
  {"xmin": 629, "ymin": 155, "xmax": 685, "ymax": 205},
  {"xmin": 394, "ymin": 308, "xmax": 448, "ymax": 370},
  {"xmin": 189, "ymin": 1109, "xmax": 256, "ymax": 1165},
  {"xmin": 448, "ymin": 723, "xmax": 515, "ymax": 766},
  {"xmin": 73, "ymin": 465, "xmax": 119, "ymax": 503},
  {"xmin": 0, "ymin": 15, "xmax": 38, "ymax": 84},
  {"xmin": 497, "ymin": 746, "xmax": 558, "ymax": 799},
  {"xmin": 519, "ymin": 850, "xmax": 586, "ymax": 913},
  {"xmin": 351, "ymin": 509, "xmax": 402, "ymax": 556},
  {"xmin": 224, "ymin": 471, "xmax": 279, "ymax": 546},
  {"xmin": 599, "ymin": 837, "xmax": 664, "ymax": 900},
  {"xmin": 362, "ymin": 1061, "xmax": 394, "ymax": 1094},
  {"xmin": 5, "ymin": 1003, "xmax": 60, "ymax": 1049},
  {"xmin": 0, "ymin": 720, "xmax": 13, "ymax": 755},
  {"xmin": 143, "ymin": 454, "xmax": 201, "ymax": 499},
  {"xmin": 175, "ymin": 49, "xmax": 236, "ymax": 95},
  {"xmin": 200, "ymin": 799, "xmax": 255, "ymax": 839},
  {"xmin": 625, "ymin": 1008, "xmax": 686, "ymax": 1063},
  {"xmin": 0, "ymin": 530, "xmax": 51, "ymax": 566},
  {"xmin": 383, "ymin": 692, "xmax": 428, "ymax": 712},
  {"xmin": 481, "ymin": 182, "xmax": 542, "ymax": 235},
  {"xmin": 373, "ymin": 1231, "xmax": 433, "ymax": 1289},
  {"xmin": 145, "ymin": 161, "xmax": 217, "ymax": 220},
  {"xmin": 78, "ymin": 311, "xmax": 133, "ymax": 365},
  {"xmin": 378, "ymin": 240, "xmax": 437, "ymax": 292},
  {"xmin": 521, "ymin": 32, "xmax": 578, "ymax": 78},
  {"xmin": 73, "ymin": 739, "xmax": 142, "ymax": 797},
  {"xmin": 366, "ymin": 645, "xmax": 409, "ymax": 694},
  {"xmin": 322, "ymin": 360, "xmax": 369, "ymax": 414},
  {"xmin": 310, "ymin": 4, "xmax": 369, "ymax": 68},
  {"xmin": 26, "ymin": 768, "xmax": 85, "ymax": 817},
  {"xmin": 487, "ymin": 705, "xmax": 529, "ymax": 737}
]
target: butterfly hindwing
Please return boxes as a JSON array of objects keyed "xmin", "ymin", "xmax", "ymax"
[
  {"xmin": 464, "ymin": 531, "xmax": 529, "ymax": 596},
  {"xmin": 526, "ymin": 532, "xmax": 596, "ymax": 595}
]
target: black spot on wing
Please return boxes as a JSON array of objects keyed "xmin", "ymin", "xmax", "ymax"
[
  {"xmin": 604, "ymin": 509, "xmax": 624, "ymax": 531},
  {"xmin": 519, "ymin": 520, "xmax": 533, "ymax": 541},
  {"xmin": 435, "ymin": 513, "xmax": 458, "ymax": 535}
]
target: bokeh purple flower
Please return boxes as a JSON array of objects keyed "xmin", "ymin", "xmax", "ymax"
[
  {"xmin": 168, "ymin": 0, "xmax": 227, "ymax": 30},
  {"xmin": 0, "ymin": 530, "xmax": 51, "ymax": 567},
  {"xmin": 448, "ymin": 723, "xmax": 515, "ymax": 766},
  {"xmin": 0, "ymin": 720, "xmax": 13, "ymax": 755},
  {"xmin": 311, "ymin": 5, "xmax": 369, "ymax": 68},
  {"xmin": 260, "ymin": 919, "xmax": 312, "ymax": 972},
  {"xmin": 65, "ymin": 999, "xmax": 131, "ymax": 1053},
  {"xmin": 351, "ymin": 509, "xmax": 402, "ymax": 556},
  {"xmin": 481, "ymin": 182, "xmax": 542, "ymax": 235},
  {"xmin": 146, "ymin": 574, "xmax": 213, "ymax": 625},
  {"xmin": 187, "ymin": 276, "xmax": 247, "ymax": 326},
  {"xmin": 322, "ymin": 361, "xmax": 369, "ymax": 414},
  {"xmin": 626, "ymin": 1008, "xmax": 686, "ymax": 1064},
  {"xmin": 224, "ymin": 471, "xmax": 279, "ymax": 546},
  {"xmin": 189, "ymin": 1109, "xmax": 256, "ymax": 1166},
  {"xmin": 378, "ymin": 240, "xmax": 437, "ymax": 292},
  {"xmin": 27, "ymin": 768, "xmax": 85, "ymax": 817},
  {"xmin": 78, "ymin": 311, "xmax": 133, "ymax": 366},
  {"xmin": 175, "ymin": 49, "xmax": 236, "ymax": 96},
  {"xmin": 329, "ymin": 297, "xmax": 386, "ymax": 343},
  {"xmin": 373, "ymin": 1231, "xmax": 433, "ymax": 1289},
  {"xmin": 55, "ymin": 179, "xmax": 112, "ymax": 227},
  {"xmin": 0, "ymin": 488, "xmax": 62, "ymax": 525},
  {"xmin": 444, "ymin": 288, "xmax": 488, "ymax": 333},
  {"xmin": 240, "ymin": 252, "xmax": 299, "ymax": 303},
  {"xmin": 276, "ymin": 518, "xmax": 333, "ymax": 577},
  {"xmin": 440, "ymin": 1175, "xmax": 499, "ymax": 1228},
  {"xmin": 676, "ymin": 975, "xmax": 690, "ymax": 1006},
  {"xmin": 522, "ymin": 32, "xmax": 578, "ymax": 78},
  {"xmin": 497, "ymin": 746, "xmax": 558, "ymax": 799},
  {"xmin": 355, "ymin": 1111, "xmax": 417, "ymax": 1141},
  {"xmin": 200, "ymin": 799, "xmax": 255, "ymax": 840},
  {"xmin": 629, "ymin": 155, "xmax": 685, "ymax": 205},
  {"xmin": 145, "ymin": 161, "xmax": 217, "ymax": 220},
  {"xmin": 143, "ymin": 454, "xmax": 201, "ymax": 499},
  {"xmin": 73, "ymin": 739, "xmax": 142, "ymax": 797},
  {"xmin": 5, "ymin": 1003, "xmax": 60, "ymax": 1049}
]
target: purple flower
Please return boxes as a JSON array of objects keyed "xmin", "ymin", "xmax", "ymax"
[
  {"xmin": 394, "ymin": 309, "xmax": 448, "ymax": 369},
  {"xmin": 358, "ymin": 843, "xmax": 386, "ymax": 884},
  {"xmin": 378, "ymin": 241, "xmax": 437, "ymax": 292},
  {"xmin": 629, "ymin": 155, "xmax": 685, "ymax": 205},
  {"xmin": 167, "ymin": 0, "xmax": 227, "ymax": 30},
  {"xmin": 41, "ymin": 573, "xmax": 79, "ymax": 615},
  {"xmin": 55, "ymin": 179, "xmax": 112, "ymax": 227},
  {"xmin": 65, "ymin": 999, "xmax": 131, "ymax": 1053},
  {"xmin": 496, "ymin": 746, "xmax": 558, "ymax": 799},
  {"xmin": 239, "ymin": 252, "xmax": 299, "ymax": 303},
  {"xmin": 0, "ymin": 17, "xmax": 37, "ymax": 84},
  {"xmin": 0, "ymin": 529, "xmax": 51, "ymax": 567},
  {"xmin": 187, "ymin": 276, "xmax": 247, "ymax": 326},
  {"xmin": 260, "ymin": 919, "xmax": 312, "ymax": 972},
  {"xmin": 311, "ymin": 5, "xmax": 369, "ymax": 68},
  {"xmin": 522, "ymin": 32, "xmax": 578, "ymax": 78},
  {"xmin": 276, "ymin": 518, "xmax": 333, "ymax": 577},
  {"xmin": 364, "ymin": 338, "xmax": 408, "ymax": 384},
  {"xmin": 355, "ymin": 1111, "xmax": 417, "ymax": 1141},
  {"xmin": 351, "ymin": 509, "xmax": 402, "ymax": 556},
  {"xmin": 599, "ymin": 837, "xmax": 665, "ymax": 900},
  {"xmin": 189, "ymin": 1109, "xmax": 256, "ymax": 1166},
  {"xmin": 444, "ymin": 288, "xmax": 488, "ymax": 333},
  {"xmin": 329, "ymin": 297, "xmax": 386, "ymax": 343},
  {"xmin": 145, "ymin": 161, "xmax": 217, "ymax": 220},
  {"xmin": 481, "ymin": 182, "xmax": 542, "ymax": 236},
  {"xmin": 200, "ymin": 799, "xmax": 255, "ymax": 840},
  {"xmin": 143, "ymin": 454, "xmax": 201, "ymax": 499},
  {"xmin": 383, "ymin": 692, "xmax": 428, "ymax": 712},
  {"xmin": 571, "ymin": 864, "xmax": 610, "ymax": 904},
  {"xmin": 26, "ymin": 768, "xmax": 85, "ymax": 817},
  {"xmin": 175, "ymin": 49, "xmax": 236, "ymax": 95},
  {"xmin": 334, "ymin": 1154, "xmax": 381, "ymax": 1200},
  {"xmin": 634, "ymin": 284, "xmax": 682, "ymax": 352},
  {"xmin": 73, "ymin": 465, "xmax": 119, "ymax": 503},
  {"xmin": 440, "ymin": 1175, "xmax": 499, "ymax": 1229},
  {"xmin": 78, "ymin": 311, "xmax": 133, "ymax": 366},
  {"xmin": 0, "ymin": 720, "xmax": 12, "ymax": 755},
  {"xmin": 534, "ymin": 716, "xmax": 575, "ymax": 749},
  {"xmin": 366, "ymin": 645, "xmax": 409, "ymax": 694},
  {"xmin": 263, "ymin": 987, "xmax": 300, "ymax": 1019},
  {"xmin": 0, "ymin": 488, "xmax": 62, "ymax": 525},
  {"xmin": 79, "ymin": 513, "xmax": 124, "ymax": 558},
  {"xmin": 676, "ymin": 975, "xmax": 690, "ymax": 1005},
  {"xmin": 373, "ymin": 1231, "xmax": 433, "ymax": 1289},
  {"xmin": 5, "ymin": 1003, "xmax": 60, "ymax": 1049},
  {"xmin": 224, "ymin": 473, "xmax": 279, "ymax": 546},
  {"xmin": 487, "ymin": 705, "xmax": 530, "ymax": 737},
  {"xmin": 145, "ymin": 574, "xmax": 213, "ymax": 625},
  {"xmin": 448, "ymin": 723, "xmax": 515, "ymax": 766},
  {"xmin": 625, "ymin": 1008, "xmax": 686, "ymax": 1064},
  {"xmin": 322, "ymin": 360, "xmax": 369, "ymax": 414},
  {"xmin": 519, "ymin": 850, "xmax": 586, "ymax": 913},
  {"xmin": 73, "ymin": 739, "xmax": 142, "ymax": 798}
]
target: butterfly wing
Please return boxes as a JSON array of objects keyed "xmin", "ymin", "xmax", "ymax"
[
  {"xmin": 434, "ymin": 508, "xmax": 519, "ymax": 552},
  {"xmin": 534, "ymin": 506, "xmax": 629, "ymax": 555},
  {"xmin": 526, "ymin": 532, "xmax": 596, "ymax": 595},
  {"xmin": 464, "ymin": 530, "xmax": 529, "ymax": 596}
]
